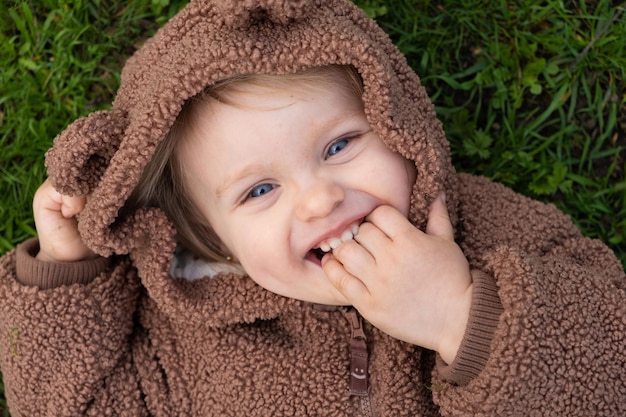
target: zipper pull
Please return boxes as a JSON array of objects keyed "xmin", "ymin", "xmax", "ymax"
[{"xmin": 343, "ymin": 308, "xmax": 369, "ymax": 396}]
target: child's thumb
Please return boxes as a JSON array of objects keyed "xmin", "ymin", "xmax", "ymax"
[{"xmin": 425, "ymin": 193, "xmax": 454, "ymax": 241}]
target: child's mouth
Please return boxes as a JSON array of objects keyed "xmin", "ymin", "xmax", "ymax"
[
  {"xmin": 305, "ymin": 248, "xmax": 326, "ymax": 267},
  {"xmin": 312, "ymin": 247, "xmax": 326, "ymax": 261},
  {"xmin": 306, "ymin": 222, "xmax": 361, "ymax": 266}
]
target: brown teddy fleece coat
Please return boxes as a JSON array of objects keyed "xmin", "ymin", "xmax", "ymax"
[{"xmin": 1, "ymin": 0, "xmax": 625, "ymax": 416}]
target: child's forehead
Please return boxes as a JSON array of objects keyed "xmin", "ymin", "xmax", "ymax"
[
  {"xmin": 205, "ymin": 66, "xmax": 363, "ymax": 104},
  {"xmin": 185, "ymin": 80, "xmax": 366, "ymax": 144}
]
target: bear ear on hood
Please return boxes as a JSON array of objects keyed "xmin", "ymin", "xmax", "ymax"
[
  {"xmin": 45, "ymin": 109, "xmax": 128, "ymax": 197},
  {"xmin": 44, "ymin": 107, "xmax": 177, "ymax": 258},
  {"xmin": 211, "ymin": 0, "xmax": 315, "ymax": 26}
]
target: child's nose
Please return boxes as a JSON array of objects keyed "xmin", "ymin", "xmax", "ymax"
[{"xmin": 295, "ymin": 178, "xmax": 344, "ymax": 222}]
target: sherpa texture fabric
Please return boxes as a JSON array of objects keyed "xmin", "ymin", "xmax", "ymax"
[
  {"xmin": 44, "ymin": 0, "xmax": 455, "ymax": 259},
  {"xmin": 1, "ymin": 0, "xmax": 625, "ymax": 416}
]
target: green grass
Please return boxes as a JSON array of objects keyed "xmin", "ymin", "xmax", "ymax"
[
  {"xmin": 0, "ymin": 0, "xmax": 186, "ymax": 254},
  {"xmin": 0, "ymin": 0, "xmax": 187, "ymax": 414},
  {"xmin": 0, "ymin": 0, "xmax": 624, "ymax": 414},
  {"xmin": 364, "ymin": 0, "xmax": 625, "ymax": 264}
]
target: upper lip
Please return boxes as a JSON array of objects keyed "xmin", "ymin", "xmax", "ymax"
[{"xmin": 306, "ymin": 214, "xmax": 366, "ymax": 252}]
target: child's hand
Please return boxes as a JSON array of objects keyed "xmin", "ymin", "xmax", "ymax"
[
  {"xmin": 33, "ymin": 179, "xmax": 97, "ymax": 263},
  {"xmin": 322, "ymin": 195, "xmax": 472, "ymax": 364}
]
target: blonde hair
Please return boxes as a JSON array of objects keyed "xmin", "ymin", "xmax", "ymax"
[{"xmin": 125, "ymin": 65, "xmax": 364, "ymax": 262}]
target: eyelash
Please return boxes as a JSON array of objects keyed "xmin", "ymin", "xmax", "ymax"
[
  {"xmin": 325, "ymin": 138, "xmax": 349, "ymax": 159},
  {"xmin": 325, "ymin": 134, "xmax": 358, "ymax": 160},
  {"xmin": 245, "ymin": 183, "xmax": 276, "ymax": 201}
]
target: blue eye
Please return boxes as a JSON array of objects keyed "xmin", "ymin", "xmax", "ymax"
[
  {"xmin": 326, "ymin": 138, "xmax": 349, "ymax": 159},
  {"xmin": 248, "ymin": 183, "xmax": 275, "ymax": 199}
]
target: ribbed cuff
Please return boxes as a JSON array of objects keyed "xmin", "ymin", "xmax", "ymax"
[
  {"xmin": 15, "ymin": 238, "xmax": 109, "ymax": 289},
  {"xmin": 436, "ymin": 269, "xmax": 504, "ymax": 386}
]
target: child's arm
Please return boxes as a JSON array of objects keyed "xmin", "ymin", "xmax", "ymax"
[
  {"xmin": 431, "ymin": 237, "xmax": 625, "ymax": 416},
  {"xmin": 323, "ymin": 176, "xmax": 626, "ymax": 415},
  {"xmin": 424, "ymin": 176, "xmax": 626, "ymax": 415},
  {"xmin": 0, "ymin": 181, "xmax": 147, "ymax": 416}
]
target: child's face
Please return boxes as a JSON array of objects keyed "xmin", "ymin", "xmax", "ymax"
[{"xmin": 180, "ymin": 81, "xmax": 417, "ymax": 305}]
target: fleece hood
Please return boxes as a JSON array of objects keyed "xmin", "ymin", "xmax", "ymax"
[{"xmin": 45, "ymin": 0, "xmax": 457, "ymax": 261}]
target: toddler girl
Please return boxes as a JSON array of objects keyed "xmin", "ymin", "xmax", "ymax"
[{"xmin": 1, "ymin": 1, "xmax": 624, "ymax": 416}]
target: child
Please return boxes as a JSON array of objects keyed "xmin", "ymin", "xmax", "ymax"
[{"xmin": 1, "ymin": 1, "xmax": 624, "ymax": 416}]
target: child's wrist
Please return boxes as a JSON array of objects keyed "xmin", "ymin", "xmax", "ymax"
[
  {"xmin": 36, "ymin": 245, "xmax": 99, "ymax": 263},
  {"xmin": 35, "ymin": 250, "xmax": 60, "ymax": 263},
  {"xmin": 436, "ymin": 283, "xmax": 473, "ymax": 365}
]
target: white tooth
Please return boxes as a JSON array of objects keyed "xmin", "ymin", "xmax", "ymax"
[
  {"xmin": 329, "ymin": 237, "xmax": 342, "ymax": 249},
  {"xmin": 317, "ymin": 224, "xmax": 361, "ymax": 254}
]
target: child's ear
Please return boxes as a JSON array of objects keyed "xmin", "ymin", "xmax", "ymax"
[{"xmin": 45, "ymin": 109, "xmax": 128, "ymax": 197}]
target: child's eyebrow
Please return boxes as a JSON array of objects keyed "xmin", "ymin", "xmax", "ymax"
[{"xmin": 216, "ymin": 163, "xmax": 267, "ymax": 199}]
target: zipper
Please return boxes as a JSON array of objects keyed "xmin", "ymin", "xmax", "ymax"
[{"xmin": 342, "ymin": 308, "xmax": 376, "ymax": 417}]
